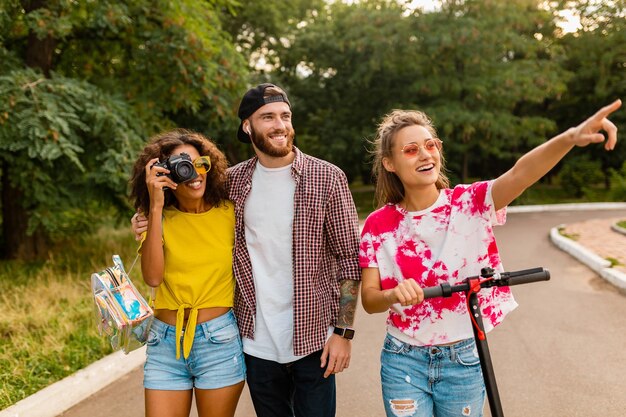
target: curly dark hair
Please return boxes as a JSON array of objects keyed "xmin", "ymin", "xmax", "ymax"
[{"xmin": 130, "ymin": 129, "xmax": 229, "ymax": 214}]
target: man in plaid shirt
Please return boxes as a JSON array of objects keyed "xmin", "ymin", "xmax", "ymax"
[
  {"xmin": 131, "ymin": 83, "xmax": 360, "ymax": 416},
  {"xmin": 231, "ymin": 83, "xmax": 360, "ymax": 417}
]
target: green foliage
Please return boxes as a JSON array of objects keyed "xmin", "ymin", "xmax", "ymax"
[
  {"xmin": 350, "ymin": 184, "xmax": 377, "ymax": 218},
  {"xmin": 0, "ymin": 68, "xmax": 143, "ymax": 237},
  {"xmin": 277, "ymin": 1, "xmax": 432, "ymax": 181},
  {"xmin": 7, "ymin": 0, "xmax": 248, "ymax": 133},
  {"xmin": 0, "ymin": 0, "xmax": 249, "ymax": 256},
  {"xmin": 406, "ymin": 0, "xmax": 570, "ymax": 181},
  {"xmin": 276, "ymin": 0, "xmax": 571, "ymax": 182},
  {"xmin": 220, "ymin": 0, "xmax": 325, "ymax": 65},
  {"xmin": 553, "ymin": 0, "xmax": 626, "ymax": 186},
  {"xmin": 609, "ymin": 161, "xmax": 626, "ymax": 201},
  {"xmin": 556, "ymin": 155, "xmax": 604, "ymax": 198}
]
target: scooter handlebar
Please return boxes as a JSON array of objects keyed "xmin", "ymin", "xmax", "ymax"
[
  {"xmin": 421, "ymin": 267, "xmax": 550, "ymax": 299},
  {"xmin": 503, "ymin": 268, "xmax": 550, "ymax": 286},
  {"xmin": 422, "ymin": 285, "xmax": 445, "ymax": 299}
]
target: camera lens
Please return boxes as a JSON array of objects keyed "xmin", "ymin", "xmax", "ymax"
[{"xmin": 175, "ymin": 161, "xmax": 195, "ymax": 181}]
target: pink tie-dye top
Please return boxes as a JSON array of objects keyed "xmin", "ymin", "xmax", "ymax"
[{"xmin": 359, "ymin": 181, "xmax": 518, "ymax": 346}]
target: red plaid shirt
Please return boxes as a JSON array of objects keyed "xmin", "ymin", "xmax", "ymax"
[{"xmin": 227, "ymin": 147, "xmax": 361, "ymax": 357}]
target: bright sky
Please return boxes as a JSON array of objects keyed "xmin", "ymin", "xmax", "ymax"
[
  {"xmin": 405, "ymin": 0, "xmax": 581, "ymax": 33},
  {"xmin": 556, "ymin": 8, "xmax": 582, "ymax": 33},
  {"xmin": 406, "ymin": 0, "xmax": 439, "ymax": 12}
]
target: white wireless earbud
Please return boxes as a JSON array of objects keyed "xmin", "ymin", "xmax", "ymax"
[{"xmin": 245, "ymin": 126, "xmax": 251, "ymax": 135}]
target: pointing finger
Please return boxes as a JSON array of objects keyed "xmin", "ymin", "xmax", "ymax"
[{"xmin": 595, "ymin": 99, "xmax": 622, "ymax": 120}]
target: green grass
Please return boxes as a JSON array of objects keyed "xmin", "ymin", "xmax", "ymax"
[
  {"xmin": 557, "ymin": 226, "xmax": 579, "ymax": 241},
  {"xmin": 606, "ymin": 257, "xmax": 623, "ymax": 267},
  {"xmin": 0, "ymin": 226, "xmax": 146, "ymax": 410},
  {"xmin": 617, "ymin": 220, "xmax": 626, "ymax": 229}
]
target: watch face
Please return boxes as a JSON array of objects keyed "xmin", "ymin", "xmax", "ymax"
[{"xmin": 343, "ymin": 328, "xmax": 355, "ymax": 340}]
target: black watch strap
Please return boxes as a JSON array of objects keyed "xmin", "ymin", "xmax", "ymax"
[{"xmin": 333, "ymin": 326, "xmax": 355, "ymax": 340}]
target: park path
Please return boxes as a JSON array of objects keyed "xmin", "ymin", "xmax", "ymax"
[{"xmin": 560, "ymin": 217, "xmax": 626, "ymax": 273}]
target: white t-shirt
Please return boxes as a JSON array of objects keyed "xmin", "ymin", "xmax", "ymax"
[
  {"xmin": 242, "ymin": 162, "xmax": 302, "ymax": 363},
  {"xmin": 359, "ymin": 181, "xmax": 518, "ymax": 346}
]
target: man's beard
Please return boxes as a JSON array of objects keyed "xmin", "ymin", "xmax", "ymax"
[{"xmin": 249, "ymin": 123, "xmax": 295, "ymax": 158}]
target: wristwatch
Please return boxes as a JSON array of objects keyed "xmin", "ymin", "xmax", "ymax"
[{"xmin": 333, "ymin": 326, "xmax": 356, "ymax": 340}]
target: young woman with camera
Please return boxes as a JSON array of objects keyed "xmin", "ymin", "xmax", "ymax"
[{"xmin": 129, "ymin": 129, "xmax": 244, "ymax": 417}]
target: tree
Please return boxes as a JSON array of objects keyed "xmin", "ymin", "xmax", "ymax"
[
  {"xmin": 274, "ymin": 0, "xmax": 571, "ymax": 183},
  {"xmin": 552, "ymin": 0, "xmax": 626, "ymax": 189},
  {"xmin": 220, "ymin": 0, "xmax": 325, "ymax": 67},
  {"xmin": 398, "ymin": 0, "xmax": 572, "ymax": 182},
  {"xmin": 215, "ymin": 0, "xmax": 326, "ymax": 163},
  {"xmin": 0, "ymin": 0, "xmax": 247, "ymax": 259},
  {"xmin": 277, "ymin": 0, "xmax": 425, "ymax": 182}
]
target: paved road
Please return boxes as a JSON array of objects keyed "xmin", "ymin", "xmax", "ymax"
[{"xmin": 60, "ymin": 209, "xmax": 626, "ymax": 417}]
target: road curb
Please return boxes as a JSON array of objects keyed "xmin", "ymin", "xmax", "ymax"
[
  {"xmin": 600, "ymin": 268, "xmax": 626, "ymax": 293},
  {"xmin": 549, "ymin": 226, "xmax": 612, "ymax": 270},
  {"xmin": 611, "ymin": 223, "xmax": 626, "ymax": 236},
  {"xmin": 549, "ymin": 226, "xmax": 626, "ymax": 292},
  {"xmin": 4, "ymin": 202, "xmax": 626, "ymax": 417},
  {"xmin": 508, "ymin": 202, "xmax": 626, "ymax": 213},
  {"xmin": 0, "ymin": 347, "xmax": 145, "ymax": 417},
  {"xmin": 517, "ymin": 203, "xmax": 626, "ymax": 293}
]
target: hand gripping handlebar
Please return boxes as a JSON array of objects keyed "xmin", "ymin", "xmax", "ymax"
[{"xmin": 422, "ymin": 267, "xmax": 550, "ymax": 299}]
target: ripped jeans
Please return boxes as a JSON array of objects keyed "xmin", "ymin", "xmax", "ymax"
[{"xmin": 380, "ymin": 334, "xmax": 485, "ymax": 417}]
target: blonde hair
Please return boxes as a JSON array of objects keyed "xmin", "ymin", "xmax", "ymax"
[{"xmin": 372, "ymin": 110, "xmax": 449, "ymax": 207}]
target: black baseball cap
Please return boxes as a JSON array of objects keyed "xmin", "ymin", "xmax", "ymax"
[{"xmin": 237, "ymin": 83, "xmax": 291, "ymax": 143}]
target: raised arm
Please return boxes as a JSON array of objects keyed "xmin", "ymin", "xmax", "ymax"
[{"xmin": 492, "ymin": 99, "xmax": 621, "ymax": 211}]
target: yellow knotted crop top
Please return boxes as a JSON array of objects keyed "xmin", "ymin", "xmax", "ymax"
[{"xmin": 146, "ymin": 201, "xmax": 235, "ymax": 359}]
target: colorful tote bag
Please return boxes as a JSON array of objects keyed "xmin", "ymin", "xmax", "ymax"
[{"xmin": 91, "ymin": 255, "xmax": 153, "ymax": 354}]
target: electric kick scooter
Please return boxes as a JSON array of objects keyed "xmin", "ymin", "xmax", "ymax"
[{"xmin": 421, "ymin": 267, "xmax": 551, "ymax": 417}]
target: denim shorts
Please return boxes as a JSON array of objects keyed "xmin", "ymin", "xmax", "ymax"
[
  {"xmin": 143, "ymin": 310, "xmax": 245, "ymax": 390},
  {"xmin": 380, "ymin": 334, "xmax": 485, "ymax": 417}
]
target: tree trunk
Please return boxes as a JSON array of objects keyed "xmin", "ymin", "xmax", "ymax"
[
  {"xmin": 0, "ymin": 0, "xmax": 54, "ymax": 259},
  {"xmin": 25, "ymin": 33, "xmax": 56, "ymax": 78},
  {"xmin": 22, "ymin": 0, "xmax": 56, "ymax": 77},
  {"xmin": 1, "ymin": 163, "xmax": 49, "ymax": 260}
]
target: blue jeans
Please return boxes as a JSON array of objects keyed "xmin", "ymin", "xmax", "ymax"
[
  {"xmin": 143, "ymin": 311, "xmax": 245, "ymax": 390},
  {"xmin": 245, "ymin": 350, "xmax": 336, "ymax": 417},
  {"xmin": 380, "ymin": 334, "xmax": 485, "ymax": 417}
]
